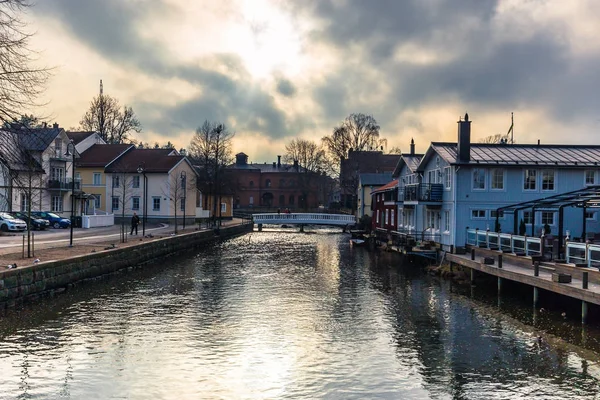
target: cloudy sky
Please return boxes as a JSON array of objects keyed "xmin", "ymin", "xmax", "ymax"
[{"xmin": 24, "ymin": 0, "xmax": 600, "ymax": 162}]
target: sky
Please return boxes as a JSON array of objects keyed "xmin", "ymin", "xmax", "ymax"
[{"xmin": 23, "ymin": 0, "xmax": 600, "ymax": 163}]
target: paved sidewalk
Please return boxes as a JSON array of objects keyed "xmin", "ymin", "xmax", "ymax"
[{"xmin": 0, "ymin": 219, "xmax": 247, "ymax": 268}]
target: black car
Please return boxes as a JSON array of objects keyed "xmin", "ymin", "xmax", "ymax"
[{"xmin": 11, "ymin": 212, "xmax": 50, "ymax": 230}]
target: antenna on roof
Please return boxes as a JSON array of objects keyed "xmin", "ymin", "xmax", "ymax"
[
  {"xmin": 100, "ymin": 79, "xmax": 103, "ymax": 95},
  {"xmin": 506, "ymin": 112, "xmax": 514, "ymax": 144}
]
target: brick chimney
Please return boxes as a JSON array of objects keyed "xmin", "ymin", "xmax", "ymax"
[
  {"xmin": 457, "ymin": 113, "xmax": 471, "ymax": 162},
  {"xmin": 53, "ymin": 122, "xmax": 59, "ymax": 129},
  {"xmin": 410, "ymin": 138, "xmax": 415, "ymax": 155},
  {"xmin": 277, "ymin": 155, "xmax": 281, "ymax": 168}
]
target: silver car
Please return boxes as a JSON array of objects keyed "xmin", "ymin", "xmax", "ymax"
[{"xmin": 0, "ymin": 212, "xmax": 27, "ymax": 232}]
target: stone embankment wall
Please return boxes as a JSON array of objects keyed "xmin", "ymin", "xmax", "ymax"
[{"xmin": 0, "ymin": 224, "xmax": 252, "ymax": 310}]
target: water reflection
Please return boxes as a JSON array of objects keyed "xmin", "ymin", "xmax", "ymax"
[{"xmin": 0, "ymin": 229, "xmax": 598, "ymax": 399}]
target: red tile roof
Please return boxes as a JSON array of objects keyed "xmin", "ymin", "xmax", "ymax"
[
  {"xmin": 105, "ymin": 148, "xmax": 186, "ymax": 173},
  {"xmin": 77, "ymin": 144, "xmax": 134, "ymax": 168},
  {"xmin": 371, "ymin": 179, "xmax": 398, "ymax": 193}
]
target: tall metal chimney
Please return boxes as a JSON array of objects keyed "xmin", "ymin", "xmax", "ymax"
[{"xmin": 410, "ymin": 138, "xmax": 415, "ymax": 155}]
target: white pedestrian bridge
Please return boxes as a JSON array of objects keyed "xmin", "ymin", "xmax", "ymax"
[{"xmin": 253, "ymin": 213, "xmax": 356, "ymax": 227}]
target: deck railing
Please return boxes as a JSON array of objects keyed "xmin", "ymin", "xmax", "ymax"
[
  {"xmin": 467, "ymin": 228, "xmax": 600, "ymax": 268},
  {"xmin": 466, "ymin": 228, "xmax": 542, "ymax": 256},
  {"xmin": 253, "ymin": 213, "xmax": 355, "ymax": 226}
]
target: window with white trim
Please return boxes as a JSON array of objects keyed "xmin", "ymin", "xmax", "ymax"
[
  {"xmin": 444, "ymin": 167, "xmax": 451, "ymax": 189},
  {"xmin": 112, "ymin": 175, "xmax": 120, "ymax": 188},
  {"xmin": 152, "ymin": 197, "xmax": 160, "ymax": 211},
  {"xmin": 541, "ymin": 211, "xmax": 554, "ymax": 225},
  {"xmin": 132, "ymin": 175, "xmax": 140, "ymax": 188},
  {"xmin": 94, "ymin": 195, "xmax": 101, "ymax": 209},
  {"xmin": 51, "ymin": 196, "xmax": 63, "ymax": 212},
  {"xmin": 132, "ymin": 197, "xmax": 140, "ymax": 210},
  {"xmin": 93, "ymin": 173, "xmax": 101, "ymax": 185},
  {"xmin": 491, "ymin": 169, "xmax": 504, "ymax": 190},
  {"xmin": 523, "ymin": 211, "xmax": 533, "ymax": 224},
  {"xmin": 471, "ymin": 209, "xmax": 486, "ymax": 219},
  {"xmin": 444, "ymin": 211, "xmax": 450, "ymax": 232},
  {"xmin": 472, "ymin": 168, "xmax": 486, "ymax": 190},
  {"xmin": 490, "ymin": 210, "xmax": 504, "ymax": 219},
  {"xmin": 585, "ymin": 170, "xmax": 595, "ymax": 185},
  {"xmin": 111, "ymin": 196, "xmax": 119, "ymax": 211},
  {"xmin": 541, "ymin": 170, "xmax": 555, "ymax": 191},
  {"xmin": 524, "ymin": 169, "xmax": 536, "ymax": 190},
  {"xmin": 391, "ymin": 210, "xmax": 395, "ymax": 226},
  {"xmin": 221, "ymin": 202, "xmax": 227, "ymax": 213},
  {"xmin": 586, "ymin": 211, "xmax": 596, "ymax": 220},
  {"xmin": 20, "ymin": 193, "xmax": 29, "ymax": 212}
]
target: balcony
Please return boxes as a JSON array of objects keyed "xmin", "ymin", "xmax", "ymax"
[
  {"xmin": 48, "ymin": 178, "xmax": 82, "ymax": 191},
  {"xmin": 401, "ymin": 183, "xmax": 443, "ymax": 202}
]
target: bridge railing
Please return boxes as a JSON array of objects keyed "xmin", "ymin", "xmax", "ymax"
[{"xmin": 253, "ymin": 213, "xmax": 356, "ymax": 225}]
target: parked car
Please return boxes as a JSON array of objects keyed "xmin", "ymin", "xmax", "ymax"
[
  {"xmin": 11, "ymin": 212, "xmax": 50, "ymax": 230},
  {"xmin": 31, "ymin": 212, "xmax": 71, "ymax": 229},
  {"xmin": 0, "ymin": 212, "xmax": 27, "ymax": 232}
]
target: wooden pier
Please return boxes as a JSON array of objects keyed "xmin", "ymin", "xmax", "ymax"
[{"xmin": 446, "ymin": 246, "xmax": 600, "ymax": 323}]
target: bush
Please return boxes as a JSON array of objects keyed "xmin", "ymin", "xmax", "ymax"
[
  {"xmin": 358, "ymin": 215, "xmax": 372, "ymax": 232},
  {"xmin": 519, "ymin": 219, "xmax": 526, "ymax": 236},
  {"xmin": 543, "ymin": 223, "xmax": 551, "ymax": 235}
]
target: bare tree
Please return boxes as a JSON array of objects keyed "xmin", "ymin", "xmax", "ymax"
[
  {"xmin": 162, "ymin": 171, "xmax": 195, "ymax": 233},
  {"xmin": 108, "ymin": 164, "xmax": 136, "ymax": 242},
  {"xmin": 479, "ymin": 133, "xmax": 513, "ymax": 144},
  {"xmin": 284, "ymin": 138, "xmax": 327, "ymax": 210},
  {"xmin": 322, "ymin": 113, "xmax": 384, "ymax": 165},
  {"xmin": 0, "ymin": 1, "xmax": 50, "ymax": 125},
  {"xmin": 80, "ymin": 93, "xmax": 141, "ymax": 144},
  {"xmin": 388, "ymin": 146, "xmax": 402, "ymax": 154},
  {"xmin": 188, "ymin": 121, "xmax": 234, "ymax": 227}
]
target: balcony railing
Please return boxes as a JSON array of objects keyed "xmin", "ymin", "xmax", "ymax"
[
  {"xmin": 401, "ymin": 183, "xmax": 443, "ymax": 202},
  {"xmin": 48, "ymin": 178, "xmax": 81, "ymax": 191}
]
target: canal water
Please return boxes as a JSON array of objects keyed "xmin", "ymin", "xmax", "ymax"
[{"xmin": 1, "ymin": 228, "xmax": 600, "ymax": 399}]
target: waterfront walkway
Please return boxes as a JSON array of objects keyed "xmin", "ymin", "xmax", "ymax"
[{"xmin": 446, "ymin": 248, "xmax": 600, "ymax": 321}]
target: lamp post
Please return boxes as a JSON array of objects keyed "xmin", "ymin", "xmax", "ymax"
[
  {"xmin": 181, "ymin": 170, "xmax": 186, "ymax": 230},
  {"xmin": 137, "ymin": 163, "xmax": 147, "ymax": 237},
  {"xmin": 64, "ymin": 140, "xmax": 76, "ymax": 247}
]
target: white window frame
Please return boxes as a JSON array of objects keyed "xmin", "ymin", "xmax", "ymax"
[
  {"xmin": 584, "ymin": 170, "xmax": 595, "ymax": 186},
  {"xmin": 152, "ymin": 197, "xmax": 161, "ymax": 211},
  {"xmin": 472, "ymin": 168, "xmax": 486, "ymax": 190},
  {"xmin": 93, "ymin": 173, "xmax": 101, "ymax": 186},
  {"xmin": 112, "ymin": 196, "xmax": 119, "ymax": 211},
  {"xmin": 221, "ymin": 202, "xmax": 227, "ymax": 213},
  {"xmin": 471, "ymin": 209, "xmax": 486, "ymax": 219},
  {"xmin": 523, "ymin": 169, "xmax": 537, "ymax": 191},
  {"xmin": 94, "ymin": 195, "xmax": 101, "ymax": 209},
  {"xmin": 541, "ymin": 170, "xmax": 555, "ymax": 192},
  {"xmin": 523, "ymin": 211, "xmax": 533, "ymax": 225},
  {"xmin": 490, "ymin": 169, "xmax": 504, "ymax": 191},
  {"xmin": 132, "ymin": 196, "xmax": 140, "ymax": 210},
  {"xmin": 541, "ymin": 211, "xmax": 554, "ymax": 225},
  {"xmin": 51, "ymin": 196, "xmax": 63, "ymax": 212},
  {"xmin": 444, "ymin": 167, "xmax": 451, "ymax": 189},
  {"xmin": 112, "ymin": 175, "xmax": 120, "ymax": 188},
  {"xmin": 444, "ymin": 210, "xmax": 450, "ymax": 233},
  {"xmin": 490, "ymin": 210, "xmax": 504, "ymax": 219},
  {"xmin": 20, "ymin": 193, "xmax": 29, "ymax": 212},
  {"xmin": 180, "ymin": 198, "xmax": 186, "ymax": 212},
  {"xmin": 132, "ymin": 175, "xmax": 140, "ymax": 188},
  {"xmin": 391, "ymin": 209, "xmax": 395, "ymax": 226}
]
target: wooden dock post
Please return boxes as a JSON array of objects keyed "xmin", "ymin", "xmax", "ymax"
[
  {"xmin": 299, "ymin": 224, "xmax": 304, "ymax": 233},
  {"xmin": 534, "ymin": 261, "xmax": 539, "ymax": 277},
  {"xmin": 533, "ymin": 287, "xmax": 539, "ymax": 306},
  {"xmin": 470, "ymin": 268, "xmax": 475, "ymax": 283},
  {"xmin": 498, "ymin": 254, "xmax": 502, "ymax": 269},
  {"xmin": 258, "ymin": 223, "xmax": 263, "ymax": 232},
  {"xmin": 582, "ymin": 301, "xmax": 588, "ymax": 324},
  {"xmin": 582, "ymin": 272, "xmax": 589, "ymax": 289},
  {"xmin": 497, "ymin": 277, "xmax": 502, "ymax": 293},
  {"xmin": 471, "ymin": 248, "xmax": 475, "ymax": 260}
]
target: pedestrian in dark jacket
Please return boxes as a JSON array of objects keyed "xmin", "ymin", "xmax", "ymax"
[{"xmin": 131, "ymin": 212, "xmax": 140, "ymax": 235}]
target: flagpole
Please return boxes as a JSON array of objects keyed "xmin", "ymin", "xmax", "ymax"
[{"xmin": 511, "ymin": 112, "xmax": 514, "ymax": 144}]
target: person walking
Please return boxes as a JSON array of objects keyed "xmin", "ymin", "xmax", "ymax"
[{"xmin": 130, "ymin": 212, "xmax": 140, "ymax": 235}]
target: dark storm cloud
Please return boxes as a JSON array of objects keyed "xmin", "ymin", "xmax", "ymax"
[
  {"xmin": 292, "ymin": 0, "xmax": 600, "ymax": 127},
  {"xmin": 276, "ymin": 78, "xmax": 297, "ymax": 97},
  {"xmin": 35, "ymin": 0, "xmax": 297, "ymax": 139}
]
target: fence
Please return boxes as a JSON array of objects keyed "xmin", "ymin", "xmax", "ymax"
[
  {"xmin": 82, "ymin": 213, "xmax": 114, "ymax": 228},
  {"xmin": 465, "ymin": 228, "xmax": 542, "ymax": 256},
  {"xmin": 566, "ymin": 242, "xmax": 600, "ymax": 268}
]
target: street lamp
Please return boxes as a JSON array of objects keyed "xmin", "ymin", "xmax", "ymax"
[
  {"xmin": 137, "ymin": 162, "xmax": 147, "ymax": 237},
  {"xmin": 64, "ymin": 140, "xmax": 77, "ymax": 247},
  {"xmin": 181, "ymin": 170, "xmax": 186, "ymax": 230}
]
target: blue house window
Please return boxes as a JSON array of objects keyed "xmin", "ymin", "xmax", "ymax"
[
  {"xmin": 472, "ymin": 169, "xmax": 486, "ymax": 190},
  {"xmin": 471, "ymin": 209, "xmax": 486, "ymax": 219},
  {"xmin": 524, "ymin": 169, "xmax": 537, "ymax": 190},
  {"xmin": 541, "ymin": 170, "xmax": 555, "ymax": 191},
  {"xmin": 491, "ymin": 169, "xmax": 504, "ymax": 190},
  {"xmin": 523, "ymin": 211, "xmax": 533, "ymax": 224}
]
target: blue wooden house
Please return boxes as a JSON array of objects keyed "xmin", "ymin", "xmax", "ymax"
[{"xmin": 375, "ymin": 114, "xmax": 600, "ymax": 252}]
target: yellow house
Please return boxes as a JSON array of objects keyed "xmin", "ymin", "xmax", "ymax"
[{"xmin": 76, "ymin": 144, "xmax": 135, "ymax": 213}]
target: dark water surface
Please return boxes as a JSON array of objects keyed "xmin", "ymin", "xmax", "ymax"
[{"xmin": 1, "ymin": 228, "xmax": 600, "ymax": 399}]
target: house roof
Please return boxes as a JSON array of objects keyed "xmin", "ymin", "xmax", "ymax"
[
  {"xmin": 105, "ymin": 148, "xmax": 188, "ymax": 173},
  {"xmin": 371, "ymin": 179, "xmax": 398, "ymax": 194},
  {"xmin": 422, "ymin": 142, "xmax": 600, "ymax": 169},
  {"xmin": 359, "ymin": 172, "xmax": 393, "ymax": 186},
  {"xmin": 16, "ymin": 127, "xmax": 63, "ymax": 151},
  {"xmin": 66, "ymin": 131, "xmax": 97, "ymax": 145},
  {"xmin": 0, "ymin": 130, "xmax": 44, "ymax": 172},
  {"xmin": 77, "ymin": 144, "xmax": 134, "ymax": 168},
  {"xmin": 392, "ymin": 153, "xmax": 424, "ymax": 177}
]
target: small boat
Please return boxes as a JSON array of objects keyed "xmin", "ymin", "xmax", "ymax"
[{"xmin": 350, "ymin": 238, "xmax": 366, "ymax": 247}]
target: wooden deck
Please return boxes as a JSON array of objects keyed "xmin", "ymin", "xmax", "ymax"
[{"xmin": 446, "ymin": 248, "xmax": 600, "ymax": 306}]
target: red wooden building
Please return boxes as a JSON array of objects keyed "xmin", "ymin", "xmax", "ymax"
[{"xmin": 371, "ymin": 179, "xmax": 398, "ymax": 232}]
